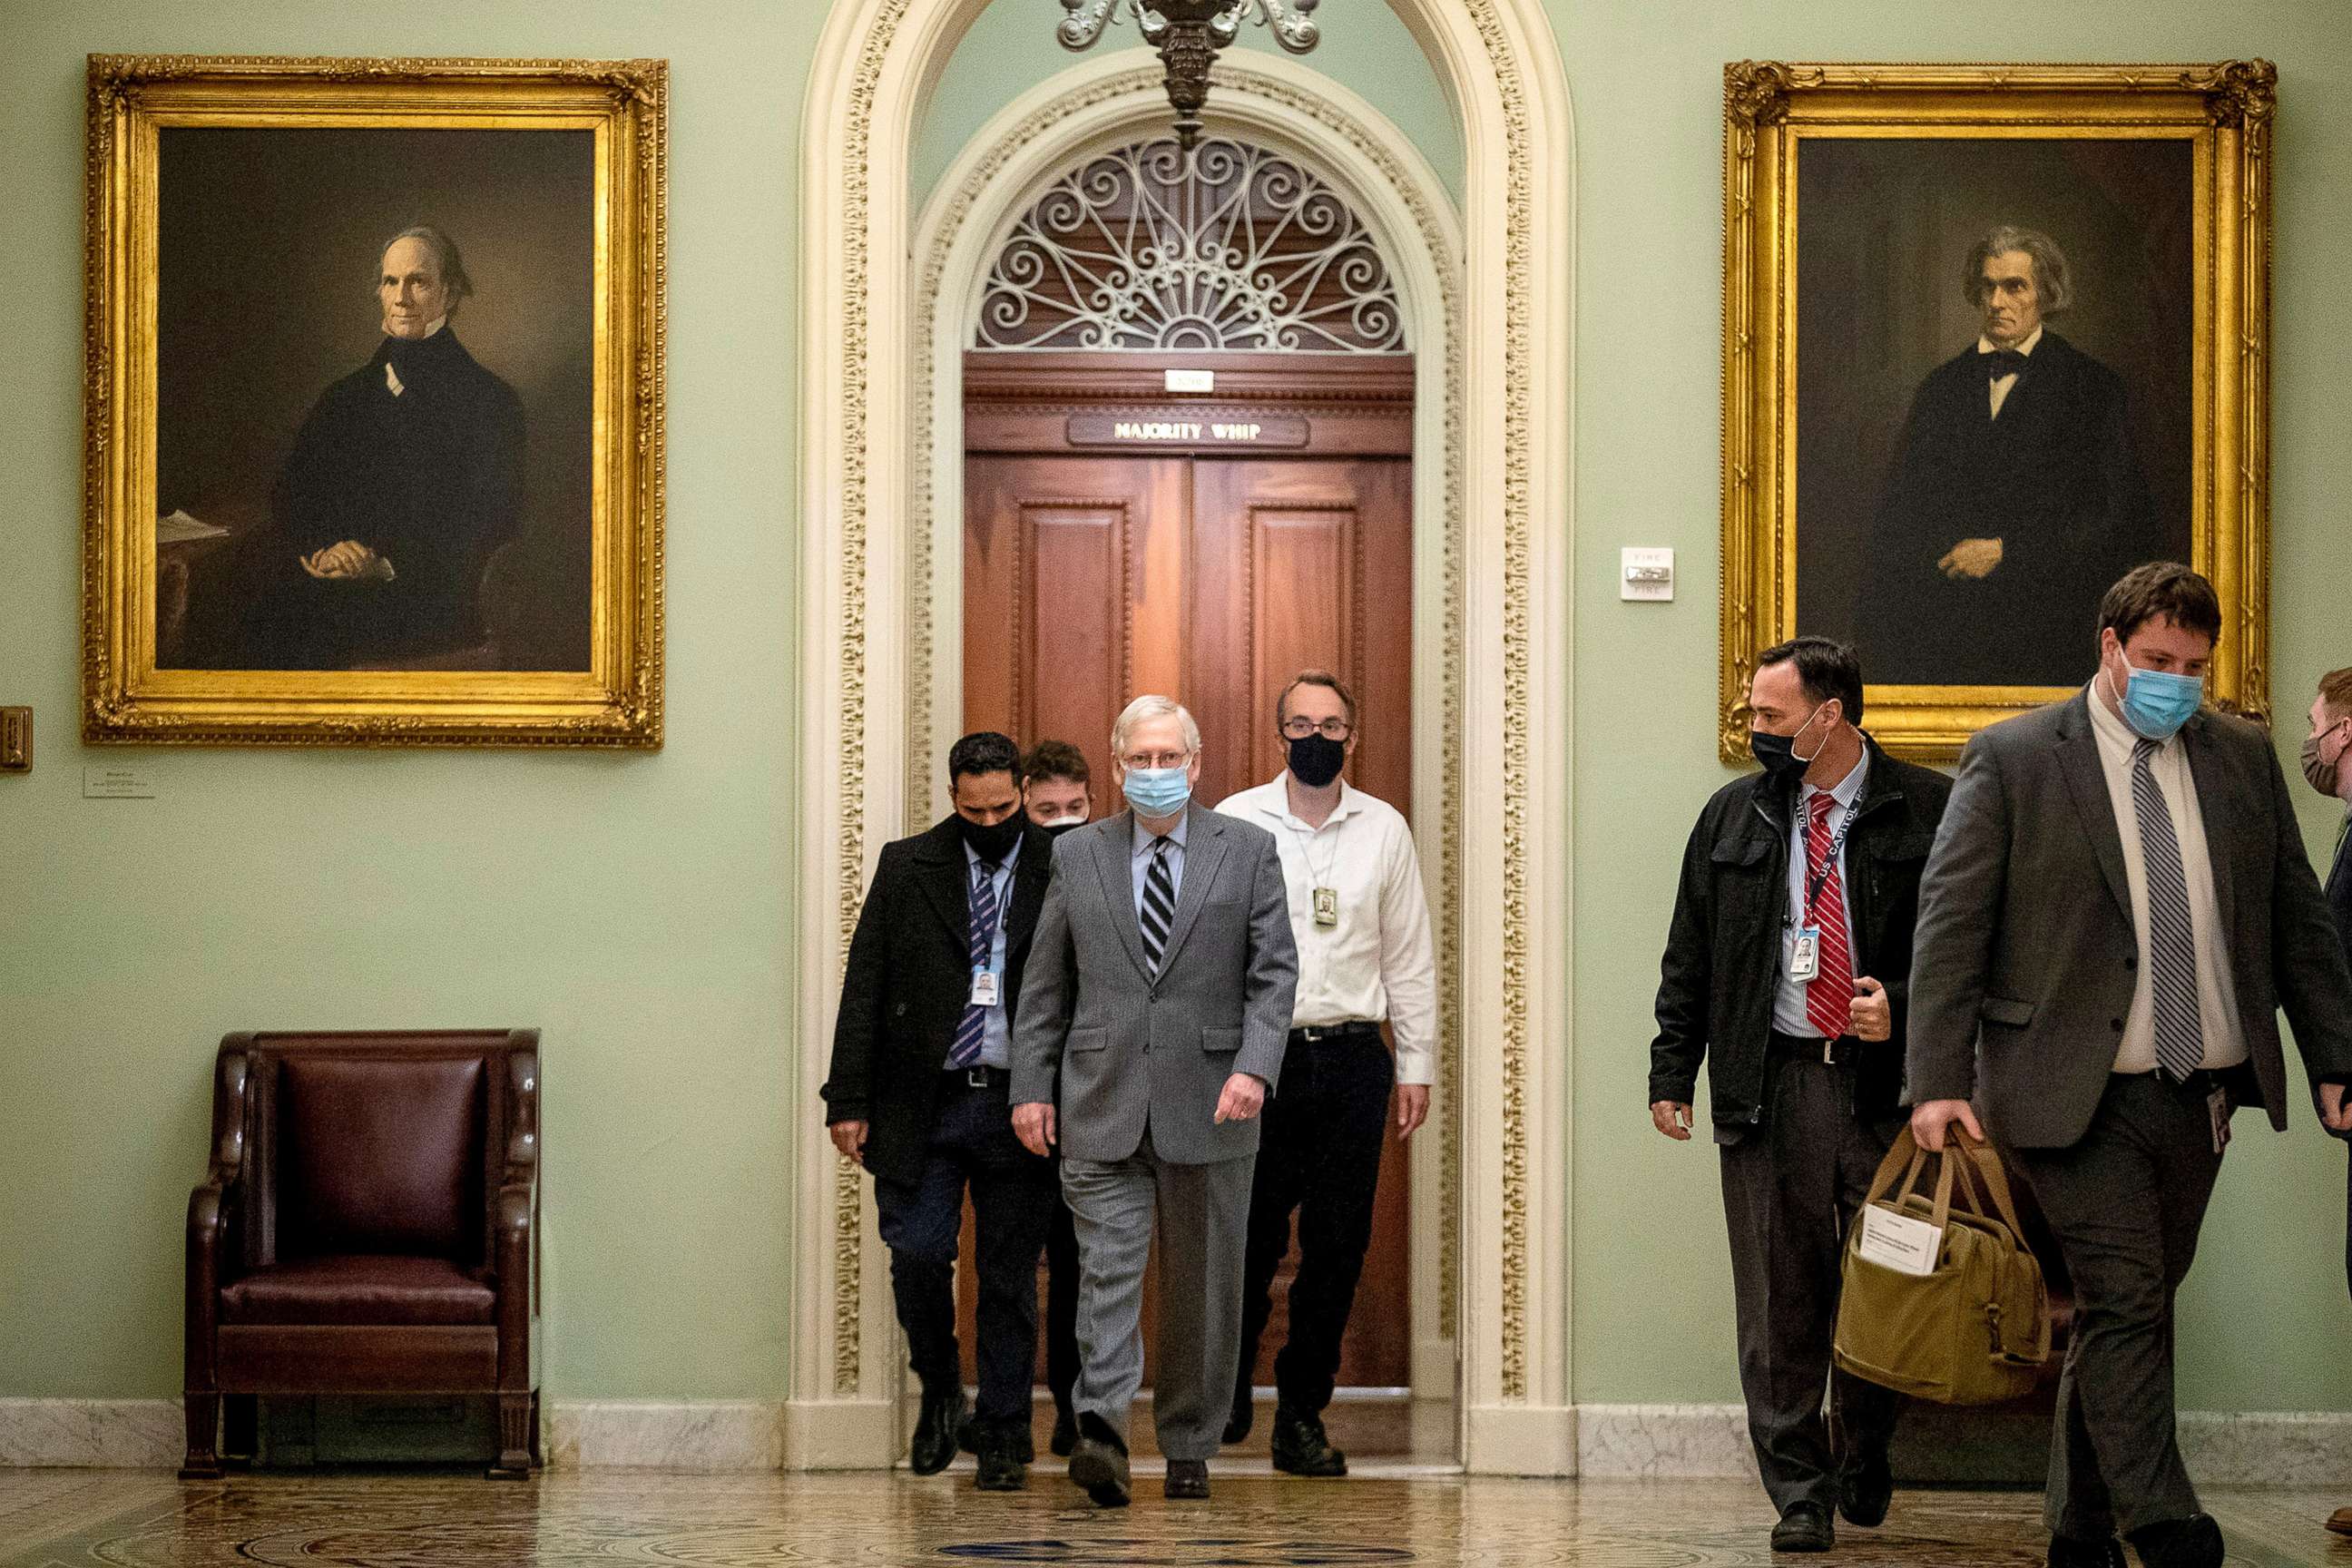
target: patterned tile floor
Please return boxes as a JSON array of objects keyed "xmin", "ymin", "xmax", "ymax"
[{"xmin": 4, "ymin": 1470, "xmax": 2350, "ymax": 1567}]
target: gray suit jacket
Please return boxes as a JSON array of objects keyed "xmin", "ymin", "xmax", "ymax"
[
  {"xmin": 1906, "ymin": 691, "xmax": 2352, "ymax": 1148},
  {"xmin": 1011, "ymin": 804, "xmax": 1298, "ymax": 1165}
]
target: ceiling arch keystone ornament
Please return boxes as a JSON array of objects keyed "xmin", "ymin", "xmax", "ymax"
[
  {"xmin": 796, "ymin": 0, "xmax": 1574, "ymax": 1476},
  {"xmin": 1054, "ymin": 0, "xmax": 1322, "ymax": 148}
]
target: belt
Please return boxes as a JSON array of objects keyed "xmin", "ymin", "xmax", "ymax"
[
  {"xmin": 1769, "ymin": 1029, "xmax": 1857, "ymax": 1066},
  {"xmin": 1290, "ymin": 1021, "xmax": 1383, "ymax": 1044},
  {"xmin": 944, "ymin": 1065, "xmax": 1012, "ymax": 1090},
  {"xmin": 2124, "ymin": 1066, "xmax": 2231, "ymax": 1098}
]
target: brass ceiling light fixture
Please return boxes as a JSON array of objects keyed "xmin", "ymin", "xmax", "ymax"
[{"xmin": 1055, "ymin": 0, "xmax": 1323, "ymax": 148}]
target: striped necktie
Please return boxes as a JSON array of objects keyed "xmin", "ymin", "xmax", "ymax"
[
  {"xmin": 1140, "ymin": 837, "xmax": 1175, "ymax": 975},
  {"xmin": 947, "ymin": 858, "xmax": 1002, "ymax": 1069},
  {"xmin": 2131, "ymin": 739, "xmax": 2204, "ymax": 1083},
  {"xmin": 1801, "ymin": 791, "xmax": 1856, "ymax": 1040}
]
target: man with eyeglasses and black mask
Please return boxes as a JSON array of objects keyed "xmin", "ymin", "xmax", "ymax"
[
  {"xmin": 1213, "ymin": 671, "xmax": 1436, "ymax": 1477},
  {"xmin": 1649, "ymin": 637, "xmax": 1952, "ymax": 1554},
  {"xmin": 823, "ymin": 730, "xmax": 1059, "ymax": 1492}
]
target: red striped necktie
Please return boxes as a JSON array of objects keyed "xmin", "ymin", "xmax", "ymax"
[{"xmin": 1803, "ymin": 792, "xmax": 1856, "ymax": 1040}]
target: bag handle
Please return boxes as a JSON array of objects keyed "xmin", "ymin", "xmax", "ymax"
[{"xmin": 1864, "ymin": 1122, "xmax": 2024, "ymax": 1243}]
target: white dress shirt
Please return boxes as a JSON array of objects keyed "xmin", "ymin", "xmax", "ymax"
[
  {"xmin": 2083, "ymin": 682, "xmax": 2248, "ymax": 1073},
  {"xmin": 1214, "ymin": 775, "xmax": 1438, "ymax": 1085},
  {"xmin": 1978, "ymin": 324, "xmax": 2042, "ymax": 420},
  {"xmin": 1771, "ymin": 750, "xmax": 1867, "ymax": 1039}
]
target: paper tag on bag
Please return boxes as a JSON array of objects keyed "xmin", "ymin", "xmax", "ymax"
[{"xmin": 1856, "ymin": 1204, "xmax": 1943, "ymax": 1278}]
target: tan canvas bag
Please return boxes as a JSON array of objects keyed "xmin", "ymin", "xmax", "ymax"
[{"xmin": 1832, "ymin": 1128, "xmax": 2052, "ymax": 1405}]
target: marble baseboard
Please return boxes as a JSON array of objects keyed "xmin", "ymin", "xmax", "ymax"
[
  {"xmin": 0, "ymin": 1400, "xmax": 181, "ymax": 1468},
  {"xmin": 1575, "ymin": 1403, "xmax": 2352, "ymax": 1488},
  {"xmin": 10, "ymin": 1396, "xmax": 2350, "ymax": 1482},
  {"xmin": 545, "ymin": 1402, "xmax": 785, "ymax": 1471},
  {"xmin": 1576, "ymin": 1404, "xmax": 1759, "ymax": 1480}
]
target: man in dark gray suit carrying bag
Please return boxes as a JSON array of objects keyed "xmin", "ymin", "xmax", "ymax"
[
  {"xmin": 1012, "ymin": 694, "xmax": 1298, "ymax": 1507},
  {"xmin": 1907, "ymin": 563, "xmax": 2352, "ymax": 1568}
]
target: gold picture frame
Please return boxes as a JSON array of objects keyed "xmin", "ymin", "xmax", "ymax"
[
  {"xmin": 1720, "ymin": 60, "xmax": 2272, "ymax": 762},
  {"xmin": 83, "ymin": 54, "xmax": 665, "ymax": 747}
]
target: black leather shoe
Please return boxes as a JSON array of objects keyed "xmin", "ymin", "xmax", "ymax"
[
  {"xmin": 1770, "ymin": 1502, "xmax": 1835, "ymax": 1553},
  {"xmin": 1222, "ymin": 1386, "xmax": 1254, "ymax": 1446},
  {"xmin": 1269, "ymin": 1405, "xmax": 1347, "ymax": 1477},
  {"xmin": 1837, "ymin": 1446, "xmax": 1893, "ymax": 1528},
  {"xmin": 910, "ymin": 1387, "xmax": 967, "ymax": 1476},
  {"xmin": 1050, "ymin": 1406, "xmax": 1078, "ymax": 1459},
  {"xmin": 2045, "ymin": 1534, "xmax": 2126, "ymax": 1568},
  {"xmin": 975, "ymin": 1426, "xmax": 1028, "ymax": 1493},
  {"xmin": 1066, "ymin": 1414, "xmax": 1130, "ymax": 1508},
  {"xmin": 2127, "ymin": 1514, "xmax": 2223, "ymax": 1568},
  {"xmin": 1163, "ymin": 1458, "xmax": 1210, "ymax": 1499}
]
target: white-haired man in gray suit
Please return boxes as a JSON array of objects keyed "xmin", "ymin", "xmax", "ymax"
[{"xmin": 1013, "ymin": 694, "xmax": 1298, "ymax": 1507}]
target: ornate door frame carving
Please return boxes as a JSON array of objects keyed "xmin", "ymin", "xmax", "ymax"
[{"xmin": 793, "ymin": 0, "xmax": 1576, "ymax": 1475}]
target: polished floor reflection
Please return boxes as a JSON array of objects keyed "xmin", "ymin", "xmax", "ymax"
[{"xmin": 5, "ymin": 1469, "xmax": 2349, "ymax": 1567}]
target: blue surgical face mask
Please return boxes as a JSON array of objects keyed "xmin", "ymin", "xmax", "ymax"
[
  {"xmin": 1122, "ymin": 764, "xmax": 1192, "ymax": 818},
  {"xmin": 2107, "ymin": 654, "xmax": 2203, "ymax": 742}
]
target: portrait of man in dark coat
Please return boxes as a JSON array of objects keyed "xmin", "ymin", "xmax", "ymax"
[
  {"xmin": 1855, "ymin": 227, "xmax": 2152, "ymax": 687},
  {"xmin": 239, "ymin": 226, "xmax": 525, "ymax": 669}
]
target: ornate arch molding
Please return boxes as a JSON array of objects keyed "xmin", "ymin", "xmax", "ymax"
[{"xmin": 794, "ymin": 0, "xmax": 1575, "ymax": 1476}]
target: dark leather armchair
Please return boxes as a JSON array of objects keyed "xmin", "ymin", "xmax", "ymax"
[{"xmin": 182, "ymin": 1030, "xmax": 541, "ymax": 1479}]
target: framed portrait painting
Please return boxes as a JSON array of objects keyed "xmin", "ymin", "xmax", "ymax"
[
  {"xmin": 1719, "ymin": 61, "xmax": 2274, "ymax": 760},
  {"xmin": 83, "ymin": 55, "xmax": 666, "ymax": 746}
]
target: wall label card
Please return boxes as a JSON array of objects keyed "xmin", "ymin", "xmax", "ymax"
[{"xmin": 83, "ymin": 764, "xmax": 157, "ymax": 799}]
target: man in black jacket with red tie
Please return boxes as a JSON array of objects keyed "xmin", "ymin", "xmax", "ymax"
[
  {"xmin": 1651, "ymin": 637, "xmax": 1953, "ymax": 1555},
  {"xmin": 823, "ymin": 731, "xmax": 1058, "ymax": 1490}
]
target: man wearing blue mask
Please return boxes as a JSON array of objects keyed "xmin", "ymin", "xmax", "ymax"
[
  {"xmin": 1909, "ymin": 562, "xmax": 2352, "ymax": 1568},
  {"xmin": 1650, "ymin": 636, "xmax": 1953, "ymax": 1553},
  {"xmin": 1011, "ymin": 695, "xmax": 1298, "ymax": 1507}
]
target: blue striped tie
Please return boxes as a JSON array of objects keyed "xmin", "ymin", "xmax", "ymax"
[
  {"xmin": 1140, "ymin": 837, "xmax": 1175, "ymax": 975},
  {"xmin": 948, "ymin": 858, "xmax": 1001, "ymax": 1069},
  {"xmin": 2131, "ymin": 740, "xmax": 2204, "ymax": 1083}
]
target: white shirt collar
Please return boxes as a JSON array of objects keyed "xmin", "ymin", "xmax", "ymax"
[
  {"xmin": 1800, "ymin": 747, "xmax": 1869, "ymax": 810},
  {"xmin": 1245, "ymin": 772, "xmax": 1361, "ymax": 828},
  {"xmin": 1976, "ymin": 325, "xmax": 2043, "ymax": 358},
  {"xmin": 1132, "ymin": 810, "xmax": 1189, "ymax": 854}
]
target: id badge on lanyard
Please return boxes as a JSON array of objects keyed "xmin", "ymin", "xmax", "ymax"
[
  {"xmin": 1789, "ymin": 927, "xmax": 1820, "ymax": 982},
  {"xmin": 969, "ymin": 967, "xmax": 1000, "ymax": 1008}
]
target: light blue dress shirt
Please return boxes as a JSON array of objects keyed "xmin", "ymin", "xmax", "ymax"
[
  {"xmin": 1130, "ymin": 811, "xmax": 1189, "ymax": 927},
  {"xmin": 954, "ymin": 840, "xmax": 1017, "ymax": 1071}
]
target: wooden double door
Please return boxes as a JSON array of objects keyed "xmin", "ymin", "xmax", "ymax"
[{"xmin": 957, "ymin": 350, "xmax": 1417, "ymax": 1392}]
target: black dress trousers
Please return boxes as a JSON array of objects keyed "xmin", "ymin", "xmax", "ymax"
[
  {"xmin": 872, "ymin": 1071, "xmax": 1056, "ymax": 1425},
  {"xmin": 1235, "ymin": 1025, "xmax": 1395, "ymax": 1416}
]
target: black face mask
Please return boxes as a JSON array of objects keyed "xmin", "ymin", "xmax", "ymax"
[
  {"xmin": 1288, "ymin": 732, "xmax": 1348, "ymax": 789},
  {"xmin": 957, "ymin": 813, "xmax": 1023, "ymax": 862},
  {"xmin": 1044, "ymin": 818, "xmax": 1088, "ymax": 838},
  {"xmin": 1748, "ymin": 703, "xmax": 1828, "ymax": 779}
]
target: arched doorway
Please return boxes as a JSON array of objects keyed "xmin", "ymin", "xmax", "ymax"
[
  {"xmin": 954, "ymin": 122, "xmax": 1428, "ymax": 1443},
  {"xmin": 792, "ymin": 0, "xmax": 1577, "ymax": 1477}
]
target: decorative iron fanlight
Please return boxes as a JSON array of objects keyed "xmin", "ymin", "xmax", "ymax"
[{"xmin": 1056, "ymin": 0, "xmax": 1323, "ymax": 148}]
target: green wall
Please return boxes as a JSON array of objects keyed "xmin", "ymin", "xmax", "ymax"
[
  {"xmin": 0, "ymin": 0, "xmax": 820, "ymax": 1401},
  {"xmin": 2, "ymin": 0, "xmax": 2348, "ymax": 1422},
  {"xmin": 1565, "ymin": 0, "xmax": 2352, "ymax": 1412}
]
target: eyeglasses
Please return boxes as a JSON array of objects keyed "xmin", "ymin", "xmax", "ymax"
[
  {"xmin": 1279, "ymin": 717, "xmax": 1353, "ymax": 740},
  {"xmin": 1122, "ymin": 751, "xmax": 1191, "ymax": 770}
]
